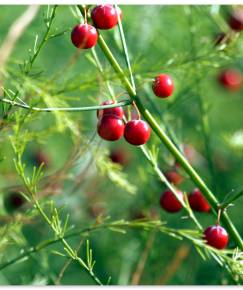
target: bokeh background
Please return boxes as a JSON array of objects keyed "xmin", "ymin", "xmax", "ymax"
[{"xmin": 0, "ymin": 5, "xmax": 242, "ymax": 285}]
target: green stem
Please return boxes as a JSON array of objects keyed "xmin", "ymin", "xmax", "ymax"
[
  {"xmin": 219, "ymin": 188, "xmax": 243, "ymax": 210},
  {"xmin": 0, "ymin": 98, "xmax": 131, "ymax": 112},
  {"xmin": 95, "ymin": 33, "xmax": 243, "ymax": 250},
  {"xmin": 188, "ymin": 7, "xmax": 217, "ymax": 193},
  {"xmin": 116, "ymin": 4, "xmax": 136, "ymax": 91},
  {"xmin": 26, "ymin": 5, "xmax": 57, "ymax": 74}
]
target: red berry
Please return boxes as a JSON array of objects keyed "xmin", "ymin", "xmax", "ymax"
[
  {"xmin": 71, "ymin": 24, "xmax": 98, "ymax": 49},
  {"xmin": 188, "ymin": 188, "xmax": 211, "ymax": 212},
  {"xmin": 204, "ymin": 225, "xmax": 229, "ymax": 249},
  {"xmin": 4, "ymin": 192, "xmax": 25, "ymax": 213},
  {"xmin": 159, "ymin": 190, "xmax": 183, "ymax": 213},
  {"xmin": 218, "ymin": 69, "xmax": 242, "ymax": 91},
  {"xmin": 124, "ymin": 120, "xmax": 151, "ymax": 146},
  {"xmin": 97, "ymin": 115, "xmax": 124, "ymax": 141},
  {"xmin": 228, "ymin": 9, "xmax": 243, "ymax": 31},
  {"xmin": 152, "ymin": 74, "xmax": 174, "ymax": 98},
  {"xmin": 97, "ymin": 100, "xmax": 124, "ymax": 119},
  {"xmin": 165, "ymin": 170, "xmax": 183, "ymax": 185},
  {"xmin": 34, "ymin": 150, "xmax": 49, "ymax": 168},
  {"xmin": 91, "ymin": 5, "xmax": 122, "ymax": 30},
  {"xmin": 109, "ymin": 148, "xmax": 130, "ymax": 167}
]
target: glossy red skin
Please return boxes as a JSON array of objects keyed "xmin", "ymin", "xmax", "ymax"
[
  {"xmin": 124, "ymin": 120, "xmax": 151, "ymax": 146},
  {"xmin": 165, "ymin": 170, "xmax": 183, "ymax": 185},
  {"xmin": 71, "ymin": 24, "xmax": 98, "ymax": 49},
  {"xmin": 152, "ymin": 74, "xmax": 174, "ymax": 98},
  {"xmin": 97, "ymin": 115, "xmax": 124, "ymax": 141},
  {"xmin": 188, "ymin": 188, "xmax": 211, "ymax": 212},
  {"xmin": 91, "ymin": 5, "xmax": 122, "ymax": 30},
  {"xmin": 204, "ymin": 225, "xmax": 229, "ymax": 249},
  {"xmin": 218, "ymin": 69, "xmax": 242, "ymax": 91},
  {"xmin": 97, "ymin": 100, "xmax": 124, "ymax": 119},
  {"xmin": 160, "ymin": 190, "xmax": 183, "ymax": 213},
  {"xmin": 228, "ymin": 9, "xmax": 243, "ymax": 31}
]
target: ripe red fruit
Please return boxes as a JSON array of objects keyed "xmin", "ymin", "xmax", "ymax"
[
  {"xmin": 165, "ymin": 170, "xmax": 183, "ymax": 185},
  {"xmin": 97, "ymin": 115, "xmax": 124, "ymax": 141},
  {"xmin": 188, "ymin": 188, "xmax": 211, "ymax": 212},
  {"xmin": 91, "ymin": 5, "xmax": 122, "ymax": 30},
  {"xmin": 71, "ymin": 24, "xmax": 98, "ymax": 49},
  {"xmin": 152, "ymin": 74, "xmax": 174, "ymax": 98},
  {"xmin": 228, "ymin": 9, "xmax": 243, "ymax": 31},
  {"xmin": 218, "ymin": 69, "xmax": 242, "ymax": 91},
  {"xmin": 204, "ymin": 225, "xmax": 229, "ymax": 249},
  {"xmin": 97, "ymin": 100, "xmax": 124, "ymax": 119},
  {"xmin": 124, "ymin": 120, "xmax": 151, "ymax": 146},
  {"xmin": 159, "ymin": 190, "xmax": 183, "ymax": 213}
]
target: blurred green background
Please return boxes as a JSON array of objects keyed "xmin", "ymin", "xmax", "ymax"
[{"xmin": 0, "ymin": 4, "xmax": 242, "ymax": 285}]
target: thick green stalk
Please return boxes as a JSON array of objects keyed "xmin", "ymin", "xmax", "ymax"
[{"xmin": 97, "ymin": 34, "xmax": 243, "ymax": 250}]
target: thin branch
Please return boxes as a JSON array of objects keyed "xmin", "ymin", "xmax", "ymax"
[
  {"xmin": 55, "ymin": 239, "xmax": 84, "ymax": 285},
  {"xmin": 0, "ymin": 219, "xmax": 237, "ymax": 274},
  {"xmin": 115, "ymin": 4, "xmax": 136, "ymax": 91},
  {"xmin": 156, "ymin": 244, "xmax": 190, "ymax": 284},
  {"xmin": 0, "ymin": 98, "xmax": 132, "ymax": 112},
  {"xmin": 219, "ymin": 188, "xmax": 243, "ymax": 210},
  {"xmin": 131, "ymin": 231, "xmax": 156, "ymax": 285}
]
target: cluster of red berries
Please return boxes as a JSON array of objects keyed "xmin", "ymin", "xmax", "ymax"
[
  {"xmin": 160, "ymin": 188, "xmax": 228, "ymax": 249},
  {"xmin": 96, "ymin": 100, "xmax": 151, "ymax": 146},
  {"xmin": 160, "ymin": 188, "xmax": 211, "ymax": 214},
  {"xmin": 71, "ymin": 5, "xmax": 122, "ymax": 49},
  {"xmin": 71, "ymin": 5, "xmax": 175, "ymax": 145},
  {"xmin": 96, "ymin": 71, "xmax": 174, "ymax": 145},
  {"xmin": 71, "ymin": 5, "xmax": 229, "ymax": 250},
  {"xmin": 160, "ymin": 160, "xmax": 229, "ymax": 249},
  {"xmin": 159, "ymin": 186, "xmax": 228, "ymax": 249}
]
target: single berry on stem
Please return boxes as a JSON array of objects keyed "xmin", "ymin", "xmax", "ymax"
[
  {"xmin": 228, "ymin": 9, "xmax": 243, "ymax": 31},
  {"xmin": 71, "ymin": 23, "xmax": 98, "ymax": 49},
  {"xmin": 159, "ymin": 190, "xmax": 183, "ymax": 213},
  {"xmin": 165, "ymin": 170, "xmax": 183, "ymax": 185},
  {"xmin": 188, "ymin": 188, "xmax": 211, "ymax": 212},
  {"xmin": 124, "ymin": 120, "xmax": 151, "ymax": 146},
  {"xmin": 152, "ymin": 74, "xmax": 174, "ymax": 98},
  {"xmin": 204, "ymin": 225, "xmax": 229, "ymax": 249},
  {"xmin": 97, "ymin": 115, "xmax": 124, "ymax": 141},
  {"xmin": 91, "ymin": 5, "xmax": 122, "ymax": 30},
  {"xmin": 97, "ymin": 100, "xmax": 124, "ymax": 119}
]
